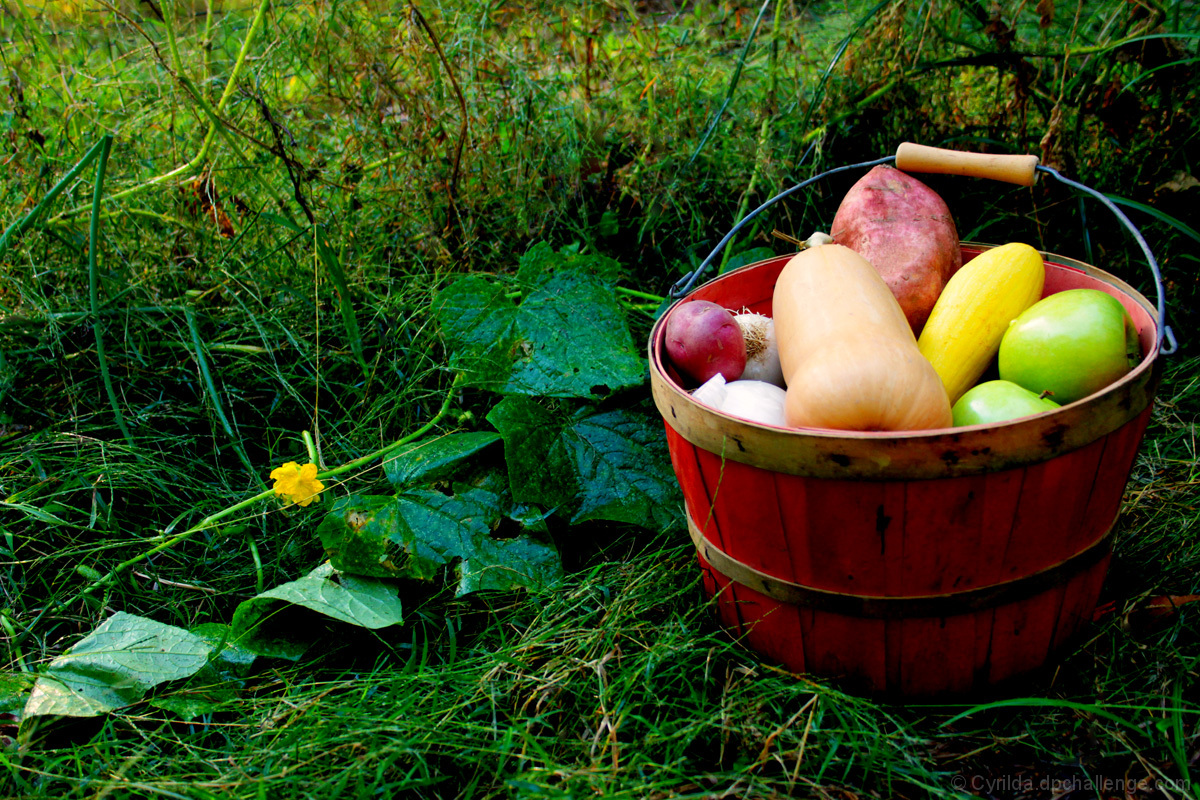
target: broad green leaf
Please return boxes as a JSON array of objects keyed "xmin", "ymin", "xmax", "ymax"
[
  {"xmin": 241, "ymin": 562, "xmax": 404, "ymax": 629},
  {"xmin": 399, "ymin": 482, "xmax": 561, "ymax": 594},
  {"xmin": 393, "ymin": 486, "xmax": 500, "ymax": 568},
  {"xmin": 150, "ymin": 625, "xmax": 254, "ymax": 720},
  {"xmin": 0, "ymin": 671, "xmax": 34, "ymax": 717},
  {"xmin": 382, "ymin": 431, "xmax": 502, "ymax": 489},
  {"xmin": 319, "ymin": 494, "xmax": 443, "ymax": 580},
  {"xmin": 318, "ymin": 476, "xmax": 562, "ymax": 596},
  {"xmin": 228, "ymin": 601, "xmax": 314, "ymax": 662},
  {"xmin": 458, "ymin": 534, "xmax": 563, "ymax": 595},
  {"xmin": 720, "ymin": 246, "xmax": 777, "ymax": 274},
  {"xmin": 504, "ymin": 269, "xmax": 646, "ymax": 398},
  {"xmin": 435, "ymin": 245, "xmax": 644, "ymax": 399},
  {"xmin": 490, "ymin": 398, "xmax": 682, "ymax": 532},
  {"xmin": 230, "ymin": 563, "xmax": 405, "ymax": 660},
  {"xmin": 487, "ymin": 396, "xmax": 576, "ymax": 509},
  {"xmin": 515, "ymin": 240, "xmax": 624, "ymax": 285},
  {"xmin": 435, "ymin": 274, "xmax": 519, "ymax": 390},
  {"xmin": 147, "ymin": 623, "xmax": 253, "ymax": 724},
  {"xmin": 567, "ymin": 407, "xmax": 682, "ymax": 531},
  {"xmin": 24, "ymin": 612, "xmax": 210, "ymax": 718},
  {"xmin": 190, "ymin": 623, "xmax": 257, "ymax": 676},
  {"xmin": 147, "ymin": 665, "xmax": 242, "ymax": 721},
  {"xmin": 285, "ymin": 563, "xmax": 401, "ymax": 626}
]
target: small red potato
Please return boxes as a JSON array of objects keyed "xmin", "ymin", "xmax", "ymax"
[
  {"xmin": 831, "ymin": 165, "xmax": 962, "ymax": 334},
  {"xmin": 665, "ymin": 300, "xmax": 746, "ymax": 385}
]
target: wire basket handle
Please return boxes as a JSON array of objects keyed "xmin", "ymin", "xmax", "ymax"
[{"xmin": 671, "ymin": 143, "xmax": 1176, "ymax": 355}]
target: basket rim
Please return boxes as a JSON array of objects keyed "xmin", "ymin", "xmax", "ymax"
[{"xmin": 648, "ymin": 244, "xmax": 1163, "ymax": 480}]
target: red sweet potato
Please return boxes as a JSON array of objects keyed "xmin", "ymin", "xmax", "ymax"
[{"xmin": 830, "ymin": 165, "xmax": 962, "ymax": 334}]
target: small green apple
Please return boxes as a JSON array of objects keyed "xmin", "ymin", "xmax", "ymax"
[
  {"xmin": 998, "ymin": 288, "xmax": 1140, "ymax": 406},
  {"xmin": 952, "ymin": 380, "xmax": 1061, "ymax": 426}
]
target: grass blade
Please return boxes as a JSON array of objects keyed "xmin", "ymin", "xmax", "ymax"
[
  {"xmin": 941, "ymin": 697, "xmax": 1146, "ymax": 737},
  {"xmin": 184, "ymin": 307, "xmax": 262, "ymax": 486},
  {"xmin": 790, "ymin": 0, "xmax": 890, "ymax": 162},
  {"xmin": 87, "ymin": 134, "xmax": 135, "ymax": 449},
  {"xmin": 1106, "ymin": 195, "xmax": 1200, "ymax": 246},
  {"xmin": 686, "ymin": 0, "xmax": 772, "ymax": 167},
  {"xmin": 314, "ymin": 225, "xmax": 370, "ymax": 383},
  {"xmin": 0, "ymin": 136, "xmax": 107, "ymax": 259}
]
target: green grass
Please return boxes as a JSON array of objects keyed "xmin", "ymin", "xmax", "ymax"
[{"xmin": 2, "ymin": 0, "xmax": 1200, "ymax": 797}]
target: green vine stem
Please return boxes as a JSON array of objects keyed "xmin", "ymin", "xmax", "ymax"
[
  {"xmin": 615, "ymin": 286, "xmax": 664, "ymax": 303},
  {"xmin": 21, "ymin": 373, "xmax": 464, "ymax": 638}
]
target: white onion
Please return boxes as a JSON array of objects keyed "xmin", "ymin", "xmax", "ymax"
[
  {"xmin": 721, "ymin": 380, "xmax": 788, "ymax": 426},
  {"xmin": 734, "ymin": 312, "xmax": 785, "ymax": 387},
  {"xmin": 692, "ymin": 374, "xmax": 788, "ymax": 427}
]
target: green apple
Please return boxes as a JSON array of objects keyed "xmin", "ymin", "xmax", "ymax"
[
  {"xmin": 952, "ymin": 380, "xmax": 1061, "ymax": 426},
  {"xmin": 998, "ymin": 288, "xmax": 1141, "ymax": 406}
]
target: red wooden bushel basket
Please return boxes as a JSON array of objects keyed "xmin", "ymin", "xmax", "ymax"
[{"xmin": 648, "ymin": 146, "xmax": 1170, "ymax": 698}]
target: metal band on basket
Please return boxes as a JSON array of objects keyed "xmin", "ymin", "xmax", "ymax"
[{"xmin": 686, "ymin": 512, "xmax": 1115, "ymax": 619}]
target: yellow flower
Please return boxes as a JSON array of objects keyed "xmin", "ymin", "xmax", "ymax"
[{"xmin": 269, "ymin": 461, "xmax": 325, "ymax": 507}]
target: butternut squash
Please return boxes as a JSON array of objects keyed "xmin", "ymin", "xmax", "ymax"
[
  {"xmin": 772, "ymin": 240, "xmax": 953, "ymax": 431},
  {"xmin": 917, "ymin": 242, "xmax": 1046, "ymax": 405}
]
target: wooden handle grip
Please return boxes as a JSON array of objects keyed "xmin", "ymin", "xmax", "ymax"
[{"xmin": 895, "ymin": 143, "xmax": 1040, "ymax": 186}]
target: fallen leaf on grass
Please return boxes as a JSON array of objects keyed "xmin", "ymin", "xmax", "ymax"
[{"xmin": 23, "ymin": 612, "xmax": 210, "ymax": 719}]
